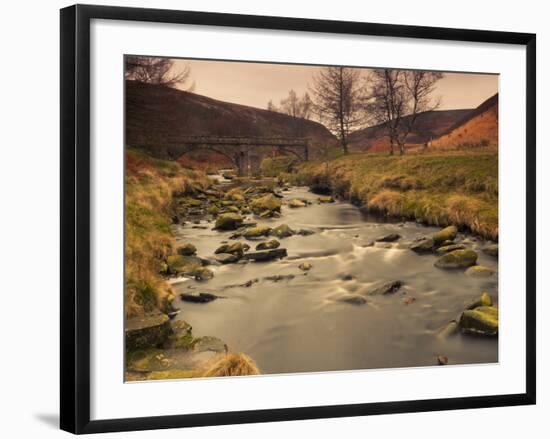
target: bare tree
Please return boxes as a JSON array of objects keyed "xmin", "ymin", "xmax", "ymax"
[
  {"xmin": 310, "ymin": 67, "xmax": 365, "ymax": 154},
  {"xmin": 125, "ymin": 56, "xmax": 192, "ymax": 89},
  {"xmin": 267, "ymin": 99, "xmax": 279, "ymax": 112},
  {"xmin": 366, "ymin": 69, "xmax": 443, "ymax": 155}
]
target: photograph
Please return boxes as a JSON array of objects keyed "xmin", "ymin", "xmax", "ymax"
[{"xmin": 123, "ymin": 56, "xmax": 499, "ymax": 382}]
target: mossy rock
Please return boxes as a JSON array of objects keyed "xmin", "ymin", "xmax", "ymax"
[
  {"xmin": 270, "ymin": 224, "xmax": 295, "ymax": 238},
  {"xmin": 207, "ymin": 205, "xmax": 220, "ymax": 216},
  {"xmin": 242, "ymin": 225, "xmax": 272, "ymax": 239},
  {"xmin": 465, "ymin": 265, "xmax": 496, "ymax": 277},
  {"xmin": 338, "ymin": 294, "xmax": 367, "ymax": 305},
  {"xmin": 193, "ymin": 267, "xmax": 214, "ymax": 281},
  {"xmin": 410, "ymin": 237, "xmax": 435, "ymax": 253},
  {"xmin": 193, "ymin": 336, "xmax": 228, "ymax": 353},
  {"xmin": 483, "ymin": 244, "xmax": 499, "ymax": 258},
  {"xmin": 432, "ymin": 225, "xmax": 458, "ymax": 245},
  {"xmin": 166, "ymin": 255, "xmax": 203, "ymax": 275},
  {"xmin": 466, "ymin": 292, "xmax": 493, "ymax": 310},
  {"xmin": 125, "ymin": 313, "xmax": 172, "ymax": 351},
  {"xmin": 288, "ymin": 198, "xmax": 306, "ymax": 208},
  {"xmin": 434, "ymin": 249, "xmax": 478, "ymax": 269},
  {"xmin": 250, "ymin": 194, "xmax": 282, "ymax": 214},
  {"xmin": 146, "ymin": 369, "xmax": 198, "ymax": 380},
  {"xmin": 126, "ymin": 348, "xmax": 171, "ymax": 372},
  {"xmin": 181, "ymin": 197, "xmax": 203, "ymax": 207},
  {"xmin": 215, "ymin": 241, "xmax": 248, "ymax": 256},
  {"xmin": 318, "ymin": 195, "xmax": 335, "ymax": 203},
  {"xmin": 435, "ymin": 243, "xmax": 466, "ymax": 254},
  {"xmin": 214, "ymin": 213, "xmax": 243, "ymax": 230},
  {"xmin": 298, "ymin": 261, "xmax": 313, "ymax": 271},
  {"xmin": 460, "ymin": 306, "xmax": 498, "ymax": 336},
  {"xmin": 255, "ymin": 239, "xmax": 280, "ymax": 250},
  {"xmin": 224, "ymin": 188, "xmax": 245, "ymax": 202},
  {"xmin": 176, "ymin": 243, "xmax": 197, "ymax": 256},
  {"xmin": 165, "ymin": 331, "xmax": 195, "ymax": 350},
  {"xmin": 215, "ymin": 253, "xmax": 240, "ymax": 264}
]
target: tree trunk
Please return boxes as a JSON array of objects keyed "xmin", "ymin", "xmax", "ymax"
[{"xmin": 399, "ymin": 142, "xmax": 405, "ymax": 155}]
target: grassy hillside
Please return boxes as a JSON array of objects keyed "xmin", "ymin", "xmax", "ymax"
[
  {"xmin": 431, "ymin": 94, "xmax": 498, "ymax": 150},
  {"xmin": 126, "ymin": 80, "xmax": 337, "ymax": 157},
  {"xmin": 125, "ymin": 149, "xmax": 209, "ymax": 318},
  {"xmin": 292, "ymin": 151, "xmax": 498, "ymax": 240},
  {"xmin": 348, "ymin": 109, "xmax": 472, "ymax": 152}
]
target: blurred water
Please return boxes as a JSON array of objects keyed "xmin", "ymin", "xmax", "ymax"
[{"xmin": 172, "ymin": 186, "xmax": 498, "ymax": 374}]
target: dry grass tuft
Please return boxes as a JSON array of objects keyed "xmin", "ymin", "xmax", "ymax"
[
  {"xmin": 201, "ymin": 353, "xmax": 260, "ymax": 377},
  {"xmin": 125, "ymin": 149, "xmax": 209, "ymax": 318}
]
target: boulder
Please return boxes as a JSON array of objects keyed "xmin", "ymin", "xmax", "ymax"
[
  {"xmin": 224, "ymin": 188, "xmax": 245, "ymax": 202},
  {"xmin": 459, "ymin": 306, "xmax": 498, "ymax": 336},
  {"xmin": 193, "ymin": 336, "xmax": 228, "ymax": 354},
  {"xmin": 434, "ymin": 249, "xmax": 478, "ymax": 269},
  {"xmin": 289, "ymin": 198, "xmax": 307, "ymax": 208},
  {"xmin": 271, "ymin": 224, "xmax": 295, "ymax": 238},
  {"xmin": 166, "ymin": 255, "xmax": 203, "ymax": 275},
  {"xmin": 466, "ymin": 292, "xmax": 493, "ymax": 310},
  {"xmin": 410, "ymin": 237, "xmax": 435, "ymax": 253},
  {"xmin": 180, "ymin": 292, "xmax": 218, "ymax": 303},
  {"xmin": 465, "ymin": 265, "xmax": 496, "ymax": 277},
  {"xmin": 435, "ymin": 244, "xmax": 466, "ymax": 254},
  {"xmin": 338, "ymin": 294, "xmax": 367, "ymax": 305},
  {"xmin": 483, "ymin": 244, "xmax": 499, "ymax": 258},
  {"xmin": 193, "ymin": 267, "xmax": 214, "ymax": 281},
  {"xmin": 242, "ymin": 248, "xmax": 288, "ymax": 261},
  {"xmin": 250, "ymin": 194, "xmax": 282, "ymax": 215},
  {"xmin": 432, "ymin": 225, "xmax": 458, "ymax": 245},
  {"xmin": 207, "ymin": 205, "xmax": 220, "ymax": 216},
  {"xmin": 255, "ymin": 239, "xmax": 280, "ymax": 250},
  {"xmin": 214, "ymin": 213, "xmax": 243, "ymax": 230},
  {"xmin": 214, "ymin": 241, "xmax": 247, "ymax": 256},
  {"xmin": 242, "ymin": 225, "xmax": 272, "ymax": 239},
  {"xmin": 367, "ymin": 280, "xmax": 403, "ymax": 295},
  {"xmin": 297, "ymin": 229, "xmax": 315, "ymax": 236},
  {"xmin": 176, "ymin": 243, "xmax": 197, "ymax": 256},
  {"xmin": 318, "ymin": 195, "xmax": 335, "ymax": 203},
  {"xmin": 164, "ymin": 320, "xmax": 194, "ymax": 349},
  {"xmin": 125, "ymin": 313, "xmax": 172, "ymax": 351},
  {"xmin": 376, "ymin": 233, "xmax": 401, "ymax": 242},
  {"xmin": 298, "ymin": 262, "xmax": 313, "ymax": 271},
  {"xmin": 215, "ymin": 253, "xmax": 240, "ymax": 264}
]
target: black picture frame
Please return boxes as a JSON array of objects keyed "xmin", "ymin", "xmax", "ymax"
[{"xmin": 60, "ymin": 4, "xmax": 536, "ymax": 434}]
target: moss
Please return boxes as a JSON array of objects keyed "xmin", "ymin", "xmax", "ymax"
[
  {"xmin": 434, "ymin": 249, "xmax": 478, "ymax": 269},
  {"xmin": 250, "ymin": 194, "xmax": 282, "ymax": 214},
  {"xmin": 146, "ymin": 370, "xmax": 198, "ymax": 380}
]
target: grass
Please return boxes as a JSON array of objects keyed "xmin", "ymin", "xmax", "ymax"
[
  {"xmin": 292, "ymin": 150, "xmax": 498, "ymax": 240},
  {"xmin": 125, "ymin": 148, "xmax": 209, "ymax": 318}
]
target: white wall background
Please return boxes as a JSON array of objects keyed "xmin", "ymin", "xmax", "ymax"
[{"xmin": 0, "ymin": 0, "xmax": 546, "ymax": 437}]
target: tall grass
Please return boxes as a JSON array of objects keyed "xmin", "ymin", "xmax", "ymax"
[
  {"xmin": 125, "ymin": 149, "xmax": 209, "ymax": 318},
  {"xmin": 293, "ymin": 151, "xmax": 498, "ymax": 240}
]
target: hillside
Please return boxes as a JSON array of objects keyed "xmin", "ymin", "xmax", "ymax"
[
  {"xmin": 126, "ymin": 81, "xmax": 337, "ymax": 159},
  {"xmin": 348, "ymin": 109, "xmax": 472, "ymax": 152},
  {"xmin": 430, "ymin": 93, "xmax": 498, "ymax": 150}
]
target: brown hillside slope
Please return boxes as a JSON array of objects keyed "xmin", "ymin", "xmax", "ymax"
[
  {"xmin": 126, "ymin": 81, "xmax": 337, "ymax": 157},
  {"xmin": 431, "ymin": 94, "xmax": 498, "ymax": 150},
  {"xmin": 348, "ymin": 109, "xmax": 472, "ymax": 153}
]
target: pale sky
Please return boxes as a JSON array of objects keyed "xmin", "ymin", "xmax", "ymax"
[{"xmin": 172, "ymin": 58, "xmax": 498, "ymax": 111}]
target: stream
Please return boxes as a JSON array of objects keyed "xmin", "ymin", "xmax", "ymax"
[{"xmin": 170, "ymin": 182, "xmax": 498, "ymax": 375}]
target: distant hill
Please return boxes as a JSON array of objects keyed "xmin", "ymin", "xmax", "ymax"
[
  {"xmin": 125, "ymin": 81, "xmax": 337, "ymax": 159},
  {"xmin": 348, "ymin": 109, "xmax": 472, "ymax": 152},
  {"xmin": 430, "ymin": 93, "xmax": 498, "ymax": 150}
]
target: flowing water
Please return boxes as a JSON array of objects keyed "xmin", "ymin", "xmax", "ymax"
[{"xmin": 171, "ymin": 185, "xmax": 498, "ymax": 375}]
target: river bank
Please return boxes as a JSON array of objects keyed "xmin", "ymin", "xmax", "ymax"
[{"xmin": 286, "ymin": 150, "xmax": 498, "ymax": 240}]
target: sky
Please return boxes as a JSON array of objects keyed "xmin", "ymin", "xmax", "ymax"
[{"xmin": 171, "ymin": 58, "xmax": 498, "ymax": 111}]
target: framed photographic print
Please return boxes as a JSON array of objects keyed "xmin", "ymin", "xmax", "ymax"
[{"xmin": 60, "ymin": 4, "xmax": 536, "ymax": 434}]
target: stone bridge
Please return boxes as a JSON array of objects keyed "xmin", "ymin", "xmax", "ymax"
[{"xmin": 138, "ymin": 135, "xmax": 310, "ymax": 176}]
